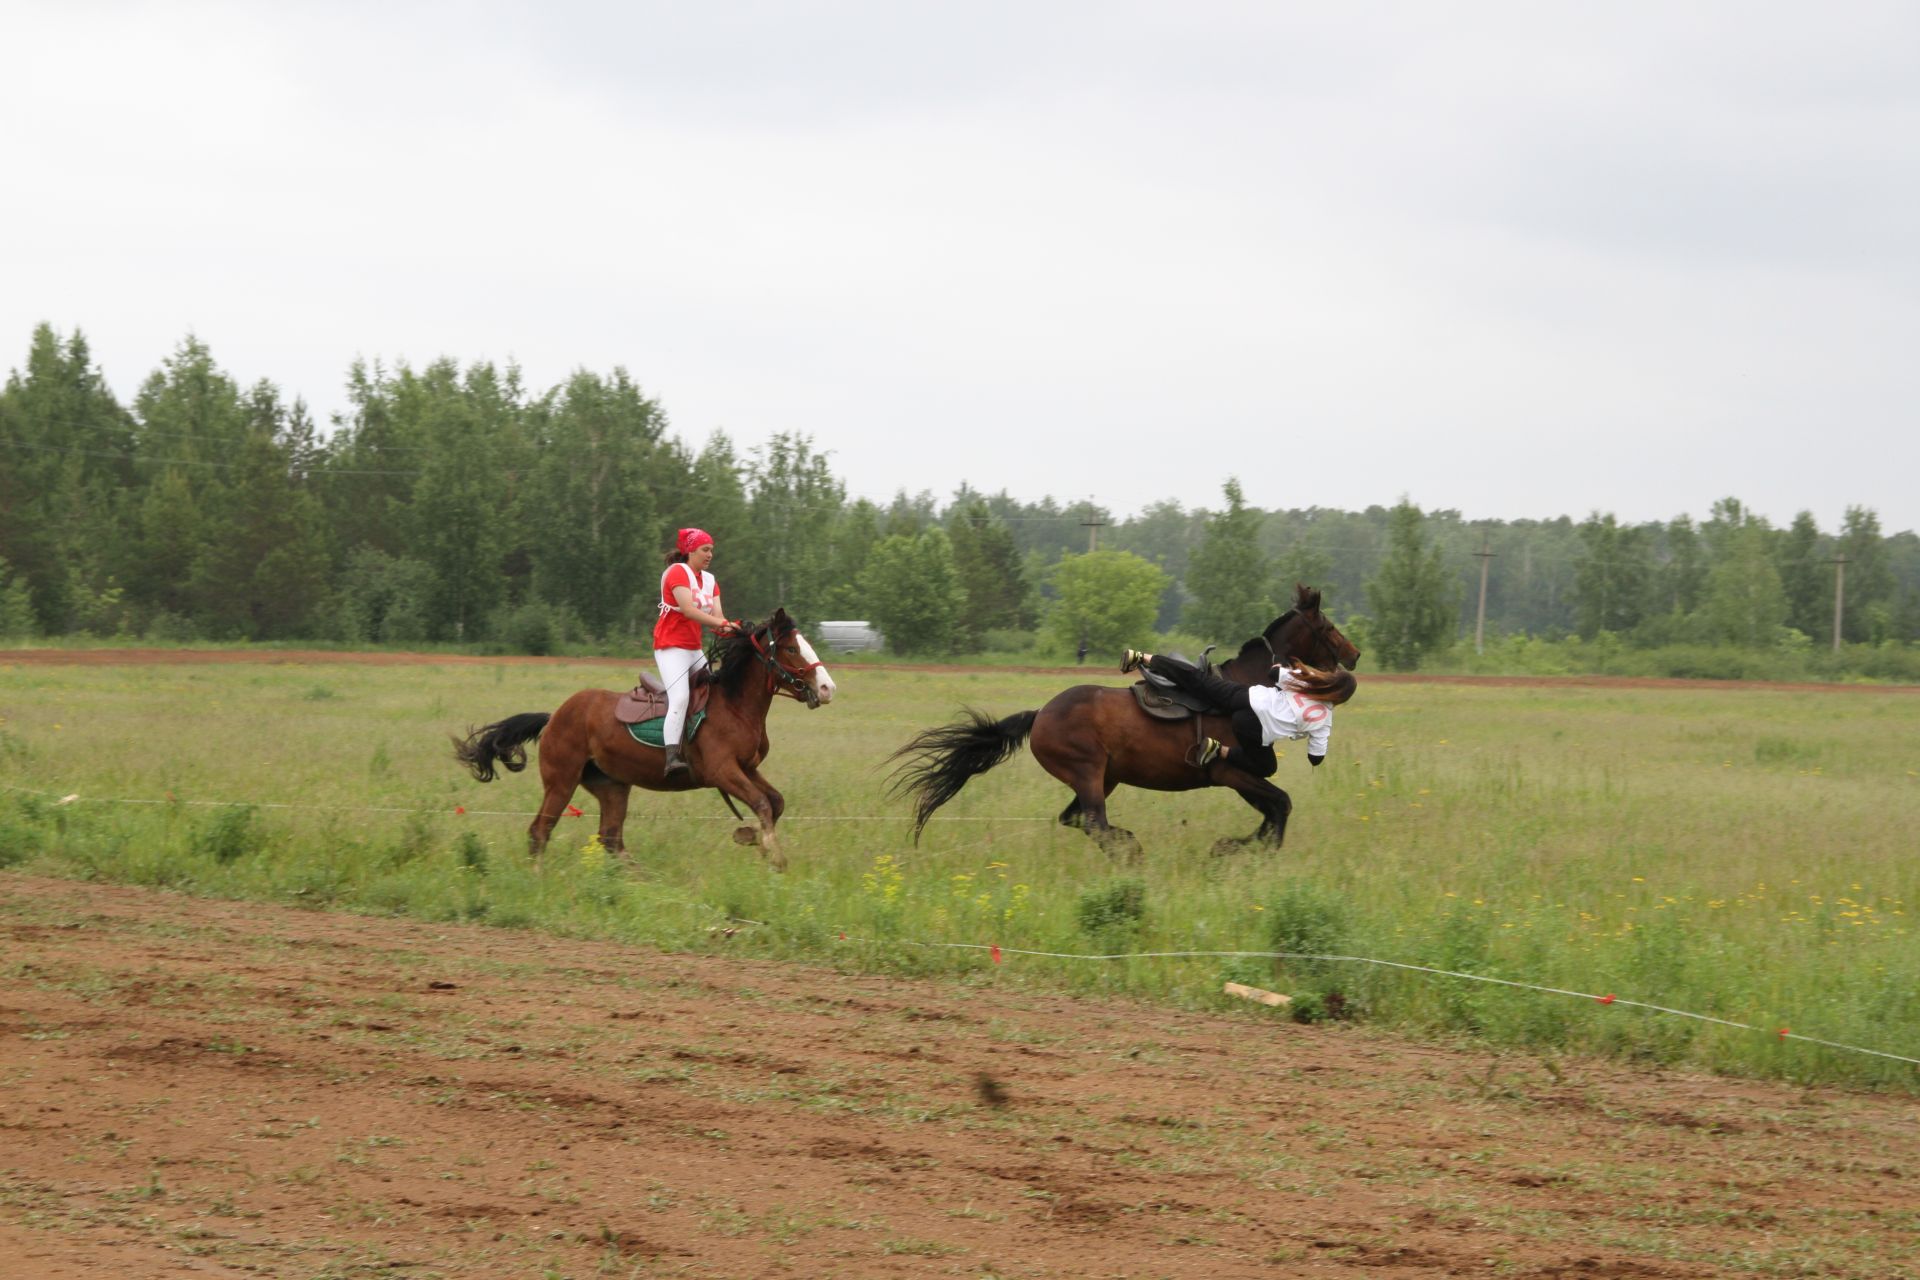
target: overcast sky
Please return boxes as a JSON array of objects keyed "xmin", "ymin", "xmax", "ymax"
[{"xmin": 6, "ymin": 2, "xmax": 1917, "ymax": 533}]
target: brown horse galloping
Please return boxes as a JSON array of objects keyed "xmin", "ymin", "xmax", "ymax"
[
  {"xmin": 890, "ymin": 585, "xmax": 1359, "ymax": 859},
  {"xmin": 453, "ymin": 609, "xmax": 836, "ymax": 871}
]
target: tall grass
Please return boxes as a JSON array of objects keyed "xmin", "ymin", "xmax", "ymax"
[{"xmin": 2, "ymin": 658, "xmax": 1916, "ymax": 1089}]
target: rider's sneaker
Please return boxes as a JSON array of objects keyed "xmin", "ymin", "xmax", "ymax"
[
  {"xmin": 1192, "ymin": 737, "xmax": 1222, "ymax": 768},
  {"xmin": 1119, "ymin": 649, "xmax": 1147, "ymax": 674}
]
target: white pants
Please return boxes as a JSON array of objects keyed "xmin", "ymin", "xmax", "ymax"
[{"xmin": 655, "ymin": 646, "xmax": 709, "ymax": 747}]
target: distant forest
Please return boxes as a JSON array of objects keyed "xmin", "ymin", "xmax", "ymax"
[{"xmin": 3, "ymin": 325, "xmax": 1917, "ymax": 671}]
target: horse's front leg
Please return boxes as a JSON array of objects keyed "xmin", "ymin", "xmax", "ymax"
[
  {"xmin": 708, "ymin": 762, "xmax": 786, "ymax": 872},
  {"xmin": 743, "ymin": 766, "xmax": 785, "ymax": 825}
]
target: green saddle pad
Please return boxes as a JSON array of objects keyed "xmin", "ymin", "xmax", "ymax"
[{"xmin": 625, "ymin": 710, "xmax": 705, "ymax": 748}]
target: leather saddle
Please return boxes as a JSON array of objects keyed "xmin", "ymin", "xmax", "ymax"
[
  {"xmin": 613, "ymin": 668, "xmax": 713, "ymax": 725},
  {"xmin": 1129, "ymin": 648, "xmax": 1216, "ymax": 721}
]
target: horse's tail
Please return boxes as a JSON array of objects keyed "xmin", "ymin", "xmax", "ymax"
[
  {"xmin": 887, "ymin": 708, "xmax": 1038, "ymax": 842},
  {"xmin": 452, "ymin": 712, "xmax": 552, "ymax": 783}
]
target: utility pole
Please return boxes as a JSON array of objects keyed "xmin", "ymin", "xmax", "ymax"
[
  {"xmin": 1080, "ymin": 514, "xmax": 1108, "ymax": 553},
  {"xmin": 1831, "ymin": 553, "xmax": 1849, "ymax": 652},
  {"xmin": 1473, "ymin": 541, "xmax": 1497, "ymax": 654}
]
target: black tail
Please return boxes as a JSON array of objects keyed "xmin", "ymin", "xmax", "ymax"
[
  {"xmin": 452, "ymin": 712, "xmax": 552, "ymax": 783},
  {"xmin": 887, "ymin": 708, "xmax": 1038, "ymax": 841}
]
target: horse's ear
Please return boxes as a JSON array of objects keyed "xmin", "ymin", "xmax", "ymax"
[
  {"xmin": 1298, "ymin": 584, "xmax": 1321, "ymax": 612},
  {"xmin": 770, "ymin": 607, "xmax": 793, "ymax": 635}
]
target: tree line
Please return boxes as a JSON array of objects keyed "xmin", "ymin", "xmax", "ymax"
[{"xmin": 2, "ymin": 325, "xmax": 1917, "ymax": 672}]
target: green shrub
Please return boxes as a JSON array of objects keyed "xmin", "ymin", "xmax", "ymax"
[
  {"xmin": 455, "ymin": 832, "xmax": 489, "ymax": 875},
  {"xmin": 193, "ymin": 806, "xmax": 265, "ymax": 865},
  {"xmin": 1076, "ymin": 878, "xmax": 1146, "ymax": 936}
]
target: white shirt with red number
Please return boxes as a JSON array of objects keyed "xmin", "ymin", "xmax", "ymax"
[
  {"xmin": 653, "ymin": 564, "xmax": 720, "ymax": 650},
  {"xmin": 1245, "ymin": 668, "xmax": 1334, "ymax": 757}
]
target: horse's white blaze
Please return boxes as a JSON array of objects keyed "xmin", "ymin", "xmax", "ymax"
[{"xmin": 797, "ymin": 634, "xmax": 835, "ymax": 704}]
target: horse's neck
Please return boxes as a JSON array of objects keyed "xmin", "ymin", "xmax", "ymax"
[{"xmin": 709, "ymin": 669, "xmax": 775, "ymax": 723}]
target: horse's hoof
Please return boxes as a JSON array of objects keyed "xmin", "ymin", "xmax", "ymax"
[
  {"xmin": 763, "ymin": 846, "xmax": 788, "ymax": 873},
  {"xmin": 1210, "ymin": 837, "xmax": 1249, "ymax": 858},
  {"xmin": 732, "ymin": 826, "xmax": 760, "ymax": 846}
]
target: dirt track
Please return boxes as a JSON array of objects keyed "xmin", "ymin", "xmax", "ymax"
[{"xmin": 5, "ymin": 875, "xmax": 1919, "ymax": 1279}]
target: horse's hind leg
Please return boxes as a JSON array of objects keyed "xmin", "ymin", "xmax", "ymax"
[
  {"xmin": 1051, "ymin": 773, "xmax": 1140, "ymax": 864},
  {"xmin": 528, "ymin": 739, "xmax": 586, "ymax": 860},
  {"xmin": 529, "ymin": 777, "xmax": 575, "ymax": 859},
  {"xmin": 1213, "ymin": 769, "xmax": 1292, "ymax": 854}
]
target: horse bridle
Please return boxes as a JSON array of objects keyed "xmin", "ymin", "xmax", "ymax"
[{"xmin": 748, "ymin": 628, "xmax": 823, "ymax": 707}]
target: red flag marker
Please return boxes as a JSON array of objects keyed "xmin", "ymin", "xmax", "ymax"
[
  {"xmin": 990, "ymin": 944, "xmax": 1002, "ymax": 965},
  {"xmin": 454, "ymin": 806, "xmax": 466, "ymax": 814},
  {"xmin": 838, "ymin": 933, "xmax": 846, "ymax": 941},
  {"xmin": 1597, "ymin": 994, "xmax": 1616, "ymax": 1004},
  {"xmin": 1778, "ymin": 1027, "xmax": 1791, "ymax": 1038},
  {"xmin": 566, "ymin": 804, "xmax": 584, "ymax": 817}
]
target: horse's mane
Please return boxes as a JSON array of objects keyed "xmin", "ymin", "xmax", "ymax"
[
  {"xmin": 708, "ymin": 622, "xmax": 762, "ymax": 696},
  {"xmin": 707, "ymin": 612, "xmax": 794, "ymax": 697}
]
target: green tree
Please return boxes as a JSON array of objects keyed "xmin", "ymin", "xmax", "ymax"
[
  {"xmin": 1572, "ymin": 512, "xmax": 1652, "ymax": 638},
  {"xmin": 1701, "ymin": 510, "xmax": 1786, "ymax": 647},
  {"xmin": 401, "ymin": 361, "xmax": 521, "ymax": 641},
  {"xmin": 1272, "ymin": 530, "xmax": 1334, "ymax": 606},
  {"xmin": 1659, "ymin": 515, "xmax": 1709, "ymax": 618},
  {"xmin": 1836, "ymin": 506, "xmax": 1894, "ymax": 643},
  {"xmin": 1365, "ymin": 498, "xmax": 1458, "ymax": 670},
  {"xmin": 0, "ymin": 324, "xmax": 134, "ymax": 633},
  {"xmin": 857, "ymin": 528, "xmax": 966, "ymax": 656},
  {"xmin": 947, "ymin": 501, "xmax": 1033, "ymax": 648},
  {"xmin": 115, "ymin": 337, "xmax": 254, "ymax": 629},
  {"xmin": 1045, "ymin": 549, "xmax": 1168, "ymax": 657},
  {"xmin": 318, "ymin": 357, "xmax": 434, "ymax": 561},
  {"xmin": 672, "ymin": 431, "xmax": 753, "ymax": 615},
  {"xmin": 522, "ymin": 369, "xmax": 670, "ymax": 637},
  {"xmin": 817, "ymin": 498, "xmax": 883, "ymax": 620},
  {"xmin": 0, "ymin": 557, "xmax": 36, "ymax": 638},
  {"xmin": 742, "ymin": 433, "xmax": 844, "ymax": 624},
  {"xmin": 188, "ymin": 384, "xmax": 333, "ymax": 638},
  {"xmin": 1775, "ymin": 511, "xmax": 1826, "ymax": 635},
  {"xmin": 333, "ymin": 547, "xmax": 435, "ymax": 644},
  {"xmin": 1183, "ymin": 478, "xmax": 1274, "ymax": 643}
]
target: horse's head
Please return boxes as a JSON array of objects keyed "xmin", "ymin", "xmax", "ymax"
[
  {"xmin": 1266, "ymin": 583, "xmax": 1361, "ymax": 672},
  {"xmin": 764, "ymin": 608, "xmax": 836, "ymax": 709}
]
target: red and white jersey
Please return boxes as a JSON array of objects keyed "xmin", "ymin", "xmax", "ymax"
[
  {"xmin": 1245, "ymin": 668, "xmax": 1334, "ymax": 757},
  {"xmin": 652, "ymin": 564, "xmax": 720, "ymax": 651}
]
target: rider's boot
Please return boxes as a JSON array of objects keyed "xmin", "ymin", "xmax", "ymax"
[
  {"xmin": 663, "ymin": 744, "xmax": 690, "ymax": 776},
  {"xmin": 1189, "ymin": 736, "xmax": 1222, "ymax": 769},
  {"xmin": 1120, "ymin": 649, "xmax": 1151, "ymax": 674}
]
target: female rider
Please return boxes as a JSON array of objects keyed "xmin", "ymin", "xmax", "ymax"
[
  {"xmin": 1120, "ymin": 647, "xmax": 1354, "ymax": 775},
  {"xmin": 654, "ymin": 527, "xmax": 732, "ymax": 775}
]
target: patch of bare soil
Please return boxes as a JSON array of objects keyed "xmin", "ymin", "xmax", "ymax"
[{"xmin": 3, "ymin": 876, "xmax": 1917, "ymax": 1279}]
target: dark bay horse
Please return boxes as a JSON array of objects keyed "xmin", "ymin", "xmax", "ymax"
[
  {"xmin": 453, "ymin": 609, "xmax": 836, "ymax": 871},
  {"xmin": 890, "ymin": 585, "xmax": 1359, "ymax": 858}
]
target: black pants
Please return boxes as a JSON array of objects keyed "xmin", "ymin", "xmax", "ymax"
[{"xmin": 1144, "ymin": 655, "xmax": 1277, "ymax": 777}]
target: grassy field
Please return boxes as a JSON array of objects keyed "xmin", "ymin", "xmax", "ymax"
[{"xmin": 3, "ymin": 655, "xmax": 1917, "ymax": 1090}]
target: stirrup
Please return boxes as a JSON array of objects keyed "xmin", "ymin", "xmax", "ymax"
[
  {"xmin": 663, "ymin": 746, "xmax": 690, "ymax": 776},
  {"xmin": 1188, "ymin": 737, "xmax": 1222, "ymax": 768},
  {"xmin": 1119, "ymin": 649, "xmax": 1147, "ymax": 674}
]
